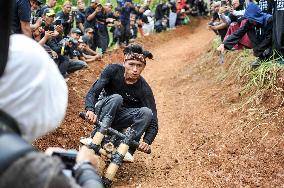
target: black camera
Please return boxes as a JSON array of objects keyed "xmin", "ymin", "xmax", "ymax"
[
  {"xmin": 47, "ymin": 25, "xmax": 55, "ymax": 31},
  {"xmin": 52, "ymin": 151, "xmax": 77, "ymax": 170},
  {"xmin": 71, "ymin": 6, "xmax": 78, "ymax": 17},
  {"xmin": 54, "ymin": 19, "xmax": 62, "ymax": 26}
]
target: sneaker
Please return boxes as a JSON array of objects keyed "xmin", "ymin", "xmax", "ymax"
[
  {"xmin": 123, "ymin": 151, "xmax": 134, "ymax": 163},
  {"xmin": 80, "ymin": 137, "xmax": 93, "ymax": 146}
]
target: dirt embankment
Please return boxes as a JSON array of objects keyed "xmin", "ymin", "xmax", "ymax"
[{"xmin": 34, "ymin": 18, "xmax": 284, "ymax": 187}]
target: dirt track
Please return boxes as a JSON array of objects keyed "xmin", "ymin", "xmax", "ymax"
[{"xmin": 35, "ymin": 19, "xmax": 284, "ymax": 187}]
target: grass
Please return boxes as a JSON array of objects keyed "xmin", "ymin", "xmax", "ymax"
[{"xmin": 217, "ymin": 46, "xmax": 284, "ymax": 108}]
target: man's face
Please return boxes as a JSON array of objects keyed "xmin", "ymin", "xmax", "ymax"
[
  {"xmin": 78, "ymin": 43, "xmax": 86, "ymax": 50},
  {"xmin": 77, "ymin": 0, "xmax": 85, "ymax": 10},
  {"xmin": 63, "ymin": 3, "xmax": 72, "ymax": 14},
  {"xmin": 30, "ymin": 1, "xmax": 39, "ymax": 11},
  {"xmin": 86, "ymin": 30, "xmax": 94, "ymax": 38},
  {"xmin": 232, "ymin": 0, "xmax": 240, "ymax": 9},
  {"xmin": 44, "ymin": 15, "xmax": 55, "ymax": 25},
  {"xmin": 71, "ymin": 32, "xmax": 81, "ymax": 41},
  {"xmin": 123, "ymin": 60, "xmax": 146, "ymax": 81},
  {"xmin": 49, "ymin": 0, "xmax": 57, "ymax": 7}
]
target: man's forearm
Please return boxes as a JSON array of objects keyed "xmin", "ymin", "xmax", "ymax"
[{"xmin": 20, "ymin": 21, "xmax": 32, "ymax": 37}]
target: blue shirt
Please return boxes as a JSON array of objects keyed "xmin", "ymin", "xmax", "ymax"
[{"xmin": 12, "ymin": 0, "xmax": 31, "ymax": 34}]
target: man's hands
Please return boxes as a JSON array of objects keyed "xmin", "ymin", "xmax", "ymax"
[
  {"xmin": 86, "ymin": 110, "xmax": 97, "ymax": 124},
  {"xmin": 217, "ymin": 43, "xmax": 225, "ymax": 53},
  {"xmin": 138, "ymin": 142, "xmax": 151, "ymax": 153}
]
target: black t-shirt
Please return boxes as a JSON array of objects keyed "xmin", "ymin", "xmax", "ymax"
[
  {"xmin": 76, "ymin": 10, "xmax": 86, "ymax": 27},
  {"xmin": 85, "ymin": 64, "xmax": 158, "ymax": 144},
  {"xmin": 12, "ymin": 0, "xmax": 31, "ymax": 34},
  {"xmin": 85, "ymin": 6, "xmax": 96, "ymax": 29},
  {"xmin": 36, "ymin": 4, "xmax": 50, "ymax": 17}
]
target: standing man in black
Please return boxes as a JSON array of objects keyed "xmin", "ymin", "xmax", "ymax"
[
  {"xmin": 56, "ymin": 1, "xmax": 73, "ymax": 36},
  {"xmin": 84, "ymin": 44, "xmax": 158, "ymax": 161},
  {"xmin": 76, "ymin": 0, "xmax": 86, "ymax": 32},
  {"xmin": 85, "ymin": 0, "xmax": 100, "ymax": 51}
]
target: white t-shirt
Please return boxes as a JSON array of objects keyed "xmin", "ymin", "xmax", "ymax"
[{"xmin": 0, "ymin": 34, "xmax": 68, "ymax": 142}]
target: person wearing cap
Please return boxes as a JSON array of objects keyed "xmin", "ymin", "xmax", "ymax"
[
  {"xmin": 217, "ymin": 3, "xmax": 273, "ymax": 67},
  {"xmin": 84, "ymin": 44, "xmax": 158, "ymax": 162},
  {"xmin": 42, "ymin": 8, "xmax": 57, "ymax": 32},
  {"xmin": 56, "ymin": 1, "xmax": 73, "ymax": 36},
  {"xmin": 12, "ymin": 0, "xmax": 32, "ymax": 37},
  {"xmin": 82, "ymin": 28, "xmax": 101, "ymax": 56},
  {"xmin": 70, "ymin": 28, "xmax": 83, "ymax": 41}
]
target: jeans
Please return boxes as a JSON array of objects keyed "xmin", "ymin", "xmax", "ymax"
[
  {"xmin": 67, "ymin": 59, "xmax": 88, "ymax": 73},
  {"xmin": 95, "ymin": 94, "xmax": 153, "ymax": 154}
]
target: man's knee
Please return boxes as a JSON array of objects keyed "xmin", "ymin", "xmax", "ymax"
[
  {"xmin": 140, "ymin": 107, "xmax": 152, "ymax": 120},
  {"xmin": 109, "ymin": 94, "xmax": 123, "ymax": 105}
]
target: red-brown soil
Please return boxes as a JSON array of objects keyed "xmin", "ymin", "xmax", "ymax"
[{"xmin": 34, "ymin": 18, "xmax": 284, "ymax": 187}]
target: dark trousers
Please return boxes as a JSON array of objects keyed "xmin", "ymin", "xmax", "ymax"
[
  {"xmin": 95, "ymin": 94, "xmax": 153, "ymax": 154},
  {"xmin": 97, "ymin": 23, "xmax": 109, "ymax": 53},
  {"xmin": 121, "ymin": 22, "xmax": 130, "ymax": 45}
]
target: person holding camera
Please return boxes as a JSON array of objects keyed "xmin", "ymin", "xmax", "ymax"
[
  {"xmin": 84, "ymin": 44, "xmax": 158, "ymax": 162},
  {"xmin": 56, "ymin": 1, "xmax": 73, "ymax": 36},
  {"xmin": 0, "ymin": 33, "xmax": 104, "ymax": 188}
]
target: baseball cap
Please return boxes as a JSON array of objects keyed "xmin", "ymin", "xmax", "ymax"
[
  {"xmin": 43, "ymin": 9, "xmax": 56, "ymax": 17},
  {"xmin": 71, "ymin": 28, "xmax": 83, "ymax": 35}
]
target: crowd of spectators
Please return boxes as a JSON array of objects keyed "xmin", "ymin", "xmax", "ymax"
[
  {"xmin": 209, "ymin": 0, "xmax": 284, "ymax": 67},
  {"xmin": 13, "ymin": 0, "xmax": 209, "ymax": 79}
]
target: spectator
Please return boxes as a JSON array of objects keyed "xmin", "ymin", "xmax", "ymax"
[
  {"xmin": 95, "ymin": 3, "xmax": 109, "ymax": 54},
  {"xmin": 142, "ymin": 10, "xmax": 155, "ymax": 35},
  {"xmin": 37, "ymin": 0, "xmax": 57, "ymax": 17},
  {"xmin": 168, "ymin": 0, "xmax": 177, "ymax": 29},
  {"xmin": 85, "ymin": 0, "xmax": 100, "ymax": 51},
  {"xmin": 56, "ymin": 1, "xmax": 73, "ymax": 36},
  {"xmin": 30, "ymin": 0, "xmax": 44, "ymax": 31},
  {"xmin": 217, "ymin": 3, "xmax": 273, "ymax": 67},
  {"xmin": 208, "ymin": 1, "xmax": 229, "ymax": 41},
  {"xmin": 120, "ymin": 0, "xmax": 135, "ymax": 45},
  {"xmin": 76, "ymin": 0, "xmax": 86, "ymax": 32},
  {"xmin": 82, "ymin": 28, "xmax": 98, "ymax": 55},
  {"xmin": 12, "ymin": 0, "xmax": 32, "ymax": 37},
  {"xmin": 77, "ymin": 37, "xmax": 101, "ymax": 62}
]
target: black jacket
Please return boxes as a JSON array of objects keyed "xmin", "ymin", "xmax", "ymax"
[{"xmin": 85, "ymin": 64, "xmax": 158, "ymax": 144}]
